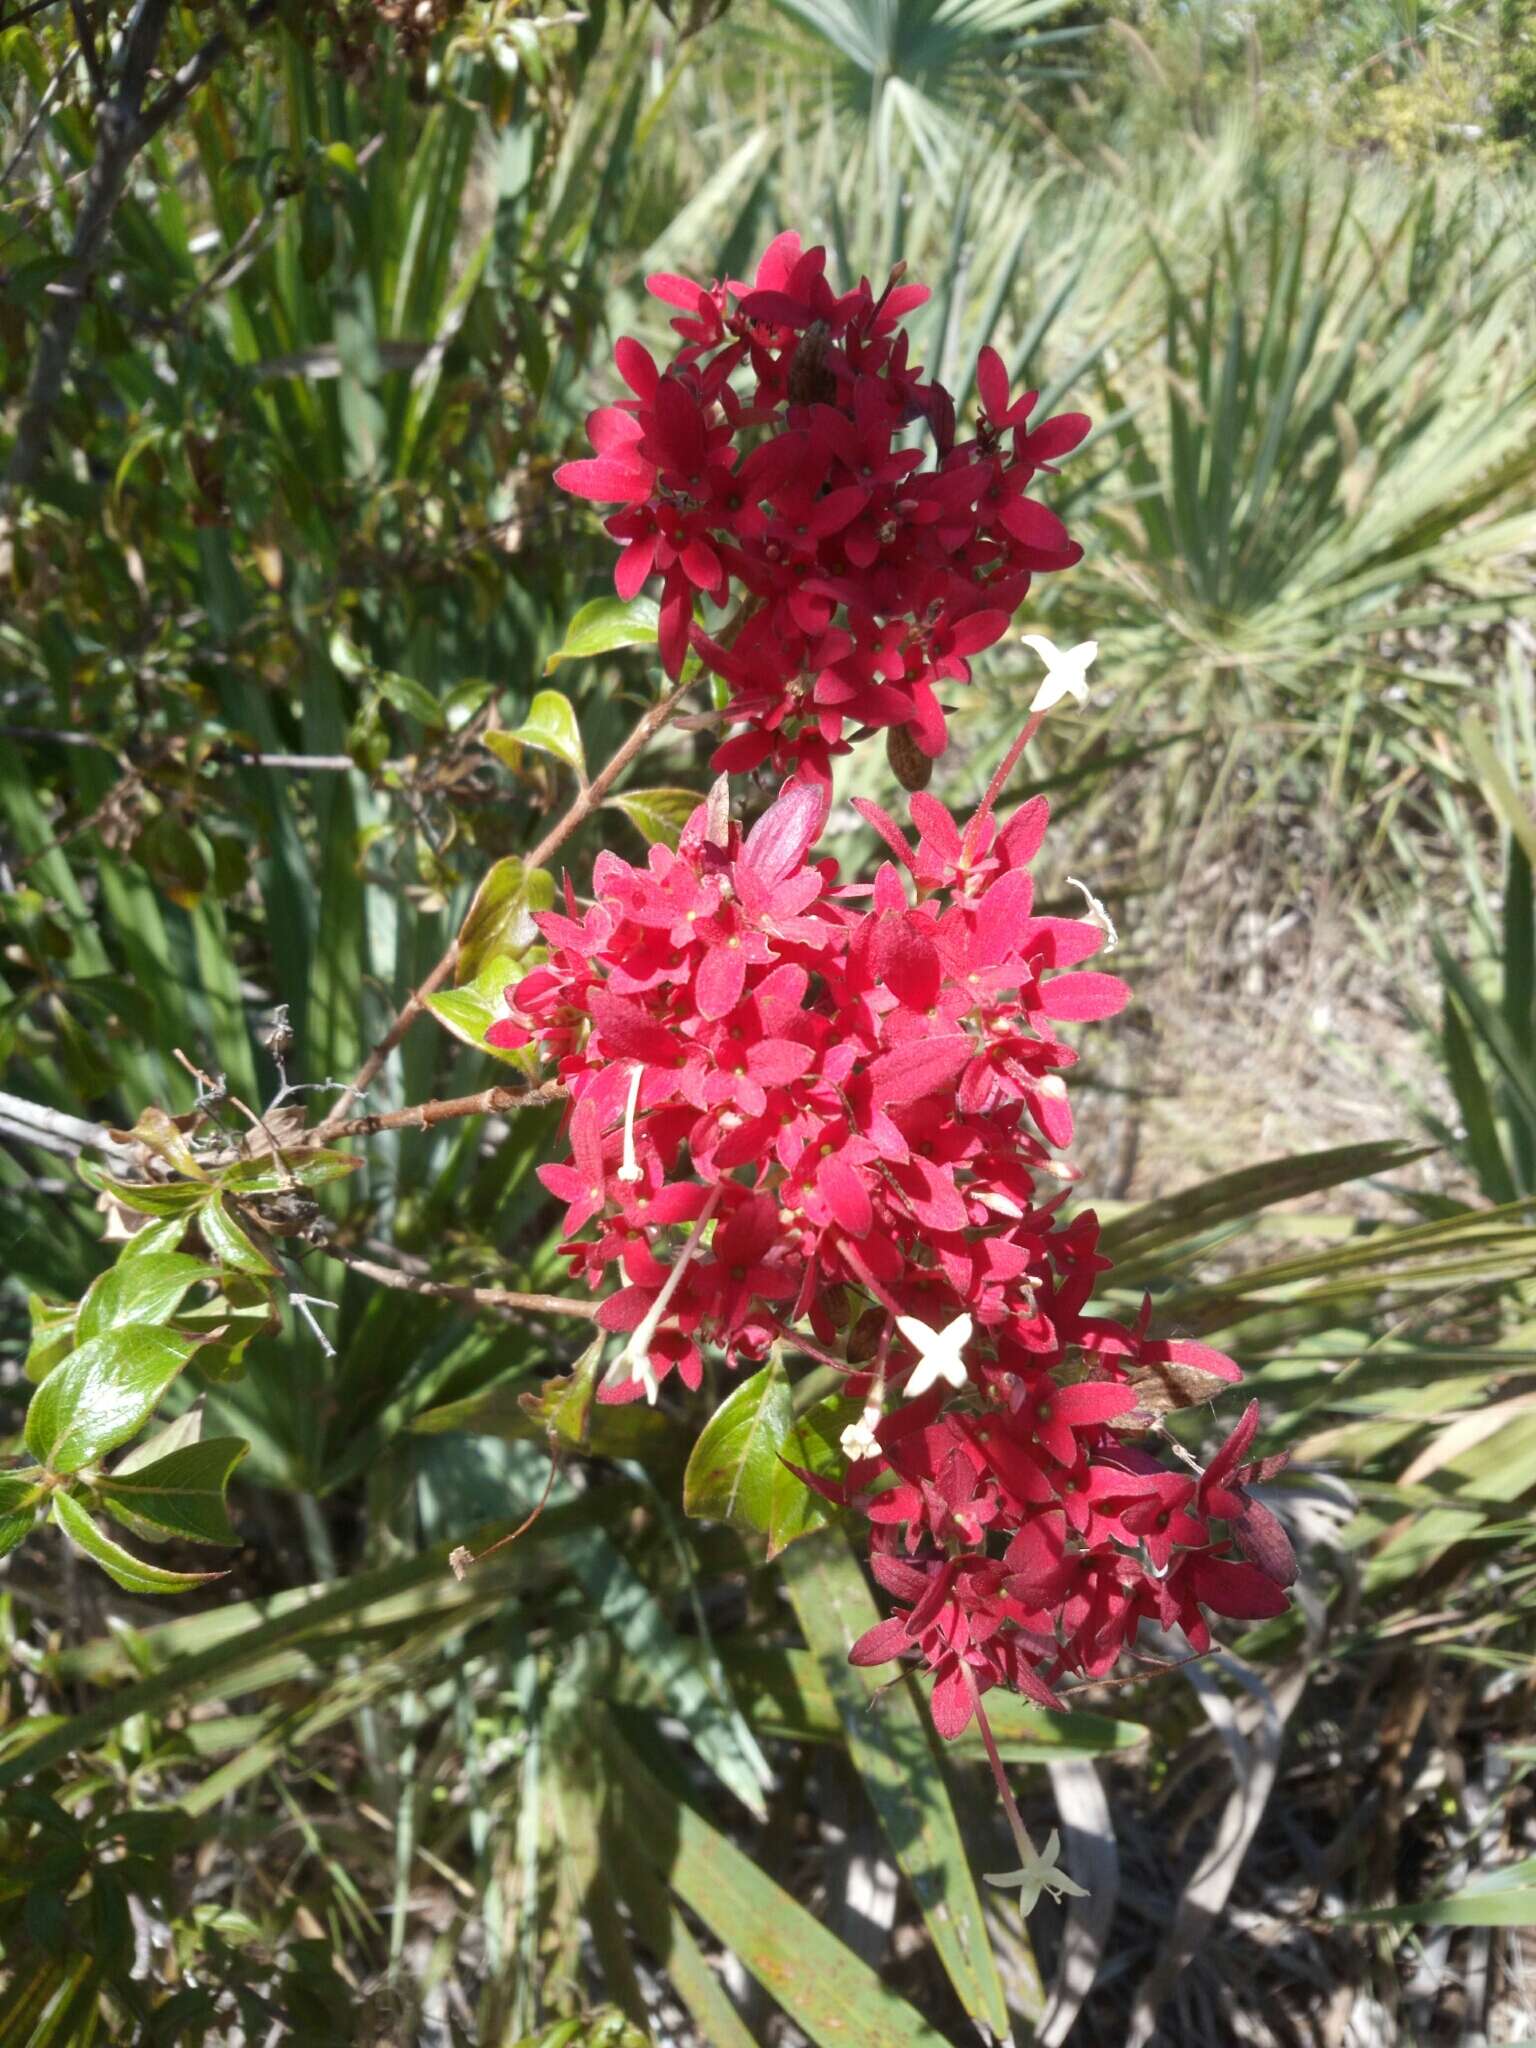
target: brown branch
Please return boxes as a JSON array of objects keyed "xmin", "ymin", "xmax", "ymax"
[
  {"xmin": 320, "ymin": 1079, "xmax": 565, "ymax": 1143},
  {"xmin": 0, "ymin": 0, "xmax": 64, "ymax": 31},
  {"xmin": 4, "ymin": 0, "xmax": 276, "ymax": 494},
  {"xmin": 68, "ymin": 0, "xmax": 106, "ymax": 99},
  {"xmin": 319, "ymin": 667, "xmax": 701, "ymax": 1131},
  {"xmin": 0, "ymin": 725, "xmax": 363, "ymax": 774},
  {"xmin": 316, "ymin": 935, "xmax": 463, "ymax": 1132},
  {"xmin": 523, "ymin": 666, "xmax": 699, "ymax": 872},
  {"xmin": 325, "ymin": 1244, "xmax": 598, "ymax": 1322}
]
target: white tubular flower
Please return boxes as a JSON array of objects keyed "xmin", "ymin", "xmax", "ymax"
[
  {"xmin": 616, "ymin": 1062, "xmax": 645, "ymax": 1183},
  {"xmin": 1020, "ymin": 633, "xmax": 1096, "ymax": 714},
  {"xmin": 984, "ymin": 1830, "xmax": 1089, "ymax": 1914},
  {"xmin": 602, "ymin": 1187, "xmax": 721, "ymax": 1405},
  {"xmin": 839, "ymin": 1414, "xmax": 883, "ymax": 1463},
  {"xmin": 1065, "ymin": 875, "xmax": 1118, "ymax": 952},
  {"xmin": 896, "ymin": 1312, "xmax": 974, "ymax": 1398}
]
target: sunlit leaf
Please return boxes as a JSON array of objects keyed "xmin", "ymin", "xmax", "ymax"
[
  {"xmin": 24, "ymin": 1326, "xmax": 200, "ymax": 1475},
  {"xmin": 604, "ymin": 786, "xmax": 702, "ymax": 849},
  {"xmin": 491, "ymin": 689, "xmax": 587, "ymax": 778},
  {"xmin": 543, "ymin": 595, "xmax": 659, "ymax": 672}
]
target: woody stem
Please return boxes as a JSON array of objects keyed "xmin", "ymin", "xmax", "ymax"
[{"xmin": 320, "ymin": 667, "xmax": 703, "ymax": 1133}]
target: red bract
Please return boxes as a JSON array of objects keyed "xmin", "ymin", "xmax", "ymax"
[{"xmin": 555, "ymin": 231, "xmax": 1090, "ymax": 778}]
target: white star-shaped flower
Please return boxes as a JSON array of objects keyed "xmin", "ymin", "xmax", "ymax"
[
  {"xmin": 985, "ymin": 1830, "xmax": 1088, "ymax": 1915},
  {"xmin": 839, "ymin": 1415, "xmax": 882, "ymax": 1462},
  {"xmin": 896, "ymin": 1312, "xmax": 973, "ymax": 1398},
  {"xmin": 1020, "ymin": 633, "xmax": 1096, "ymax": 714}
]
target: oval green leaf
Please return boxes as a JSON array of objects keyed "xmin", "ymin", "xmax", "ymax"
[
  {"xmin": 24, "ymin": 1326, "xmax": 199, "ymax": 1475},
  {"xmin": 52, "ymin": 1491, "xmax": 226, "ymax": 1595},
  {"xmin": 95, "ymin": 1437, "xmax": 248, "ymax": 1546},
  {"xmin": 604, "ymin": 787, "xmax": 703, "ymax": 851},
  {"xmin": 543, "ymin": 595, "xmax": 659, "ymax": 674},
  {"xmin": 683, "ymin": 1358, "xmax": 791, "ymax": 1535},
  {"xmin": 495, "ymin": 690, "xmax": 586, "ymax": 778}
]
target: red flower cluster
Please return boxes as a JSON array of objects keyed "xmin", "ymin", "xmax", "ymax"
[
  {"xmin": 490, "ymin": 776, "xmax": 1125, "ymax": 1398},
  {"xmin": 514, "ymin": 231, "xmax": 1296, "ymax": 1748},
  {"xmin": 555, "ymin": 231, "xmax": 1089, "ymax": 781},
  {"xmin": 489, "ymin": 776, "xmax": 1297, "ymax": 1726},
  {"xmin": 838, "ymin": 1382, "xmax": 1294, "ymax": 1738}
]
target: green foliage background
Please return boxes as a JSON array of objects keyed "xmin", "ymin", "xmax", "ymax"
[{"xmin": 1, "ymin": 3, "xmax": 1535, "ymax": 2043}]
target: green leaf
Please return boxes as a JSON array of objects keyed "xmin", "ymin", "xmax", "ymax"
[
  {"xmin": 410, "ymin": 1375, "xmax": 675, "ymax": 1462},
  {"xmin": 1463, "ymin": 722, "xmax": 1536, "ymax": 872},
  {"xmin": 373, "ymin": 666, "xmax": 446, "ymax": 730},
  {"xmin": 0, "ymin": 1471, "xmax": 46, "ymax": 1559},
  {"xmin": 51, "ymin": 1491, "xmax": 226, "ymax": 1596},
  {"xmin": 713, "ymin": 1643, "xmax": 1149, "ymax": 1760},
  {"xmin": 769, "ymin": 1392, "xmax": 859, "ymax": 1558},
  {"xmin": 492, "ymin": 690, "xmax": 586, "ymax": 778},
  {"xmin": 198, "ymin": 1196, "xmax": 278, "ymax": 1277},
  {"xmin": 216, "ymin": 1149, "xmax": 363, "ymax": 1193},
  {"xmin": 543, "ymin": 595, "xmax": 658, "ymax": 673},
  {"xmin": 514, "ymin": 1335, "xmax": 605, "ymax": 1448},
  {"xmin": 133, "ymin": 813, "xmax": 211, "ymax": 910},
  {"xmin": 24, "ymin": 1294, "xmax": 77, "ymax": 1383},
  {"xmin": 76, "ymin": 1253, "xmax": 211, "ymax": 1345},
  {"xmin": 683, "ymin": 1357, "xmax": 792, "ymax": 1536},
  {"xmin": 1101, "ymin": 1140, "xmax": 1433, "ymax": 1266},
  {"xmin": 781, "ymin": 1530, "xmax": 1020, "ymax": 2037},
  {"xmin": 76, "ymin": 1160, "xmax": 208, "ymax": 1216},
  {"xmin": 95, "ymin": 1438, "xmax": 248, "ymax": 1546},
  {"xmin": 1344, "ymin": 1855, "xmax": 1536, "ymax": 1927},
  {"xmin": 604, "ymin": 787, "xmax": 703, "ymax": 850},
  {"xmin": 331, "ymin": 630, "xmax": 444, "ymax": 728},
  {"xmin": 24, "ymin": 1326, "xmax": 199, "ymax": 1474},
  {"xmin": 455, "ymin": 856, "xmax": 555, "ymax": 985},
  {"xmin": 118, "ymin": 1215, "xmax": 193, "ymax": 1261},
  {"xmin": 685, "ymin": 1363, "xmax": 855, "ymax": 1554},
  {"xmin": 114, "ymin": 1401, "xmax": 205, "ymax": 1472},
  {"xmin": 510, "ymin": 2016, "xmax": 651, "ymax": 2048},
  {"xmin": 597, "ymin": 1712, "xmax": 950, "ymax": 2048},
  {"xmin": 426, "ymin": 951, "xmax": 543, "ymax": 1071}
]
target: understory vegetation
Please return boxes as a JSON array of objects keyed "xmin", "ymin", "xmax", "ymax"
[{"xmin": 1, "ymin": 3, "xmax": 1534, "ymax": 2044}]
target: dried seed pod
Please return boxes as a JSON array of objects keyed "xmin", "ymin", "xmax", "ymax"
[
  {"xmin": 886, "ymin": 723, "xmax": 933, "ymax": 792},
  {"xmin": 787, "ymin": 320, "xmax": 836, "ymax": 407}
]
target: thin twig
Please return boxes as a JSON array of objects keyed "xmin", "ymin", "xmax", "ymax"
[
  {"xmin": 68, "ymin": 0, "xmax": 106, "ymax": 98},
  {"xmin": 5, "ymin": 0, "xmax": 277, "ymax": 494},
  {"xmin": 449, "ymin": 1435, "xmax": 563, "ymax": 1579},
  {"xmin": 318, "ymin": 1079, "xmax": 565, "ymax": 1143},
  {"xmin": 172, "ymin": 1047, "xmax": 296, "ymax": 1187},
  {"xmin": 0, "ymin": 0, "xmax": 64, "ymax": 35},
  {"xmin": 324, "ymin": 1244, "xmax": 599, "ymax": 1322},
  {"xmin": 315, "ymin": 936, "xmax": 464, "ymax": 1132},
  {"xmin": 0, "ymin": 1087, "xmax": 136, "ymax": 1166},
  {"xmin": 524, "ymin": 667, "xmax": 699, "ymax": 874},
  {"xmin": 0, "ymin": 725, "xmax": 362, "ymax": 773},
  {"xmin": 0, "ymin": 42, "xmax": 78, "ymax": 195},
  {"xmin": 319, "ymin": 669, "xmax": 700, "ymax": 1131},
  {"xmin": 289, "ymin": 1293, "xmax": 338, "ymax": 1359}
]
